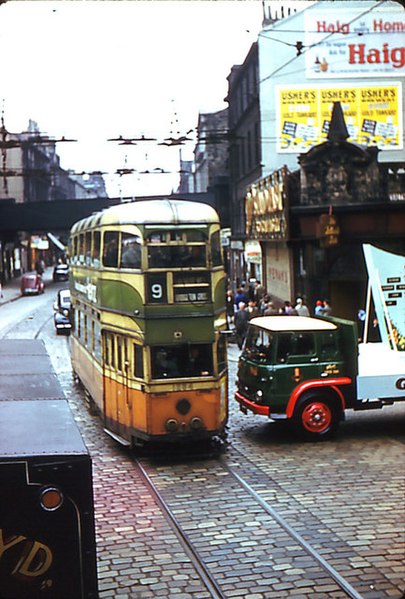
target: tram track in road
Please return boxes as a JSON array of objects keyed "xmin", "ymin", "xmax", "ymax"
[
  {"xmin": 0, "ymin": 299, "xmax": 54, "ymax": 340},
  {"xmin": 134, "ymin": 451, "xmax": 372, "ymax": 599},
  {"xmin": 136, "ymin": 458, "xmax": 227, "ymax": 599},
  {"xmin": 0, "ymin": 311, "xmax": 53, "ymax": 340}
]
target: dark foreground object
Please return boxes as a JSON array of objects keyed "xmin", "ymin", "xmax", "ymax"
[{"xmin": 0, "ymin": 340, "xmax": 98, "ymax": 599}]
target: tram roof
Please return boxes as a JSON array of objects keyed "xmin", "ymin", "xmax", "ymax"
[
  {"xmin": 71, "ymin": 198, "xmax": 220, "ymax": 233},
  {"xmin": 249, "ymin": 316, "xmax": 338, "ymax": 332}
]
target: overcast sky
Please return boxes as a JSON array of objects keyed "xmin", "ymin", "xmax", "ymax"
[{"xmin": 1, "ymin": 0, "xmax": 309, "ymax": 198}]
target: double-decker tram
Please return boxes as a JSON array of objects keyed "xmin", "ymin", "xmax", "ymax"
[{"xmin": 69, "ymin": 198, "xmax": 228, "ymax": 448}]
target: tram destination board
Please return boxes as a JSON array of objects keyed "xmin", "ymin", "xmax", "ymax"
[{"xmin": 0, "ymin": 341, "xmax": 98, "ymax": 599}]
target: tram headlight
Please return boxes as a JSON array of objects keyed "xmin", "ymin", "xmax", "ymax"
[
  {"xmin": 190, "ymin": 417, "xmax": 204, "ymax": 430},
  {"xmin": 165, "ymin": 418, "xmax": 179, "ymax": 432}
]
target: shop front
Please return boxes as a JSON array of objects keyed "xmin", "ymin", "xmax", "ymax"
[{"xmin": 244, "ymin": 167, "xmax": 294, "ymax": 308}]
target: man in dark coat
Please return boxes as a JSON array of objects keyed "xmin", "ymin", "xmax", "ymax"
[{"xmin": 234, "ymin": 302, "xmax": 249, "ymax": 349}]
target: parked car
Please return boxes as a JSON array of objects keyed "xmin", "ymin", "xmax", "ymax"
[
  {"xmin": 21, "ymin": 273, "xmax": 45, "ymax": 296},
  {"xmin": 53, "ymin": 288, "xmax": 72, "ymax": 334},
  {"xmin": 53, "ymin": 262, "xmax": 69, "ymax": 282}
]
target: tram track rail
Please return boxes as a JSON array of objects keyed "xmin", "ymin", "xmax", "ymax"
[
  {"xmin": 134, "ymin": 452, "xmax": 368, "ymax": 599},
  {"xmin": 0, "ymin": 300, "xmax": 54, "ymax": 340},
  {"xmin": 219, "ymin": 458, "xmax": 363, "ymax": 599},
  {"xmin": 135, "ymin": 458, "xmax": 227, "ymax": 599}
]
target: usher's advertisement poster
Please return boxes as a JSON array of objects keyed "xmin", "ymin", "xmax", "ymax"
[{"xmin": 277, "ymin": 84, "xmax": 402, "ymax": 152}]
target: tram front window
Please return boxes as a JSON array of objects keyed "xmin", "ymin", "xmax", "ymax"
[
  {"xmin": 148, "ymin": 245, "xmax": 206, "ymax": 268},
  {"xmin": 151, "ymin": 344, "xmax": 213, "ymax": 379},
  {"xmin": 120, "ymin": 234, "xmax": 141, "ymax": 269}
]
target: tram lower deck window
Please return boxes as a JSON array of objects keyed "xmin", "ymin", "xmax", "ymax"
[{"xmin": 151, "ymin": 344, "xmax": 213, "ymax": 379}]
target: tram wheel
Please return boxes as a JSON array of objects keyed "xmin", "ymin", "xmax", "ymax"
[{"xmin": 293, "ymin": 393, "xmax": 340, "ymax": 440}]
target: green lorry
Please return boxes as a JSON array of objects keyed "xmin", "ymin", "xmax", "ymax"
[{"xmin": 235, "ymin": 315, "xmax": 405, "ymax": 439}]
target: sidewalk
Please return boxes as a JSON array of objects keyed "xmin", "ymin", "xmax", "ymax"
[{"xmin": 0, "ymin": 268, "xmax": 54, "ymax": 306}]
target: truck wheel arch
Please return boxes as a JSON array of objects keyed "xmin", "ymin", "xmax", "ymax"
[{"xmin": 286, "ymin": 378, "xmax": 350, "ymax": 418}]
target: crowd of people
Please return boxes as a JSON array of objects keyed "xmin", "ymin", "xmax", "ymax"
[{"xmin": 226, "ymin": 279, "xmax": 333, "ymax": 349}]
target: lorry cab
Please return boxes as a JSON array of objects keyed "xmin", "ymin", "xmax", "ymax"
[{"xmin": 235, "ymin": 316, "xmax": 358, "ymax": 439}]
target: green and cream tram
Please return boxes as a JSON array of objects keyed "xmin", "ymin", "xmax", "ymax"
[{"xmin": 69, "ymin": 198, "xmax": 228, "ymax": 447}]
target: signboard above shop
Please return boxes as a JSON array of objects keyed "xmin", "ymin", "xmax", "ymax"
[{"xmin": 245, "ymin": 167, "xmax": 288, "ymax": 241}]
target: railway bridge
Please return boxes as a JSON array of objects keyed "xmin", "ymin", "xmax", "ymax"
[{"xmin": 0, "ymin": 192, "xmax": 216, "ymax": 278}]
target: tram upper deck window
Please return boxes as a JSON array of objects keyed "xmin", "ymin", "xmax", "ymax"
[
  {"xmin": 78, "ymin": 234, "xmax": 85, "ymax": 264},
  {"xmin": 148, "ymin": 245, "xmax": 206, "ymax": 268},
  {"xmin": 120, "ymin": 233, "xmax": 141, "ymax": 269},
  {"xmin": 103, "ymin": 231, "xmax": 119, "ymax": 267},
  {"xmin": 211, "ymin": 231, "xmax": 223, "ymax": 266},
  {"xmin": 85, "ymin": 232, "xmax": 91, "ymax": 265},
  {"xmin": 92, "ymin": 231, "xmax": 101, "ymax": 267},
  {"xmin": 146, "ymin": 230, "xmax": 206, "ymax": 268},
  {"xmin": 71, "ymin": 236, "xmax": 78, "ymax": 263}
]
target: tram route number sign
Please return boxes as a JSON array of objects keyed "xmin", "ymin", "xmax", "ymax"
[{"xmin": 147, "ymin": 274, "xmax": 167, "ymax": 304}]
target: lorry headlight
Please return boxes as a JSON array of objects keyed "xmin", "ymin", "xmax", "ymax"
[{"xmin": 255, "ymin": 390, "xmax": 263, "ymax": 403}]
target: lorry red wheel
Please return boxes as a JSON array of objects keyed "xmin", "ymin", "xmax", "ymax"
[
  {"xmin": 301, "ymin": 401, "xmax": 332, "ymax": 433},
  {"xmin": 293, "ymin": 395, "xmax": 340, "ymax": 439}
]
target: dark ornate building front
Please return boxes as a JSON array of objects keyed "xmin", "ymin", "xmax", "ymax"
[{"xmin": 288, "ymin": 103, "xmax": 405, "ymax": 320}]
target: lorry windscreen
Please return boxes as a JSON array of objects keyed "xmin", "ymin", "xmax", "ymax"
[{"xmin": 243, "ymin": 327, "xmax": 273, "ymax": 362}]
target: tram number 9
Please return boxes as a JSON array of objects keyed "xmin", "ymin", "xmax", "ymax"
[
  {"xmin": 147, "ymin": 274, "xmax": 167, "ymax": 303},
  {"xmin": 151, "ymin": 284, "xmax": 162, "ymax": 299}
]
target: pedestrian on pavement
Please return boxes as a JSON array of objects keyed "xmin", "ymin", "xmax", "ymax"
[
  {"xmin": 226, "ymin": 289, "xmax": 235, "ymax": 328},
  {"xmin": 247, "ymin": 299, "xmax": 260, "ymax": 320},
  {"xmin": 264, "ymin": 301, "xmax": 278, "ymax": 316},
  {"xmin": 322, "ymin": 299, "xmax": 332, "ymax": 316},
  {"xmin": 234, "ymin": 286, "xmax": 248, "ymax": 308},
  {"xmin": 35, "ymin": 258, "xmax": 45, "ymax": 276},
  {"xmin": 253, "ymin": 280, "xmax": 266, "ymax": 303},
  {"xmin": 258, "ymin": 294, "xmax": 270, "ymax": 314},
  {"xmin": 282, "ymin": 300, "xmax": 297, "ymax": 315},
  {"xmin": 315, "ymin": 300, "xmax": 324, "ymax": 316},
  {"xmin": 295, "ymin": 297, "xmax": 310, "ymax": 316},
  {"xmin": 234, "ymin": 301, "xmax": 249, "ymax": 349}
]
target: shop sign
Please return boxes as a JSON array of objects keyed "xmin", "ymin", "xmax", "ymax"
[
  {"xmin": 317, "ymin": 214, "xmax": 340, "ymax": 247},
  {"xmin": 30, "ymin": 236, "xmax": 49, "ymax": 250},
  {"xmin": 245, "ymin": 240, "xmax": 262, "ymax": 264},
  {"xmin": 245, "ymin": 167, "xmax": 288, "ymax": 240},
  {"xmin": 220, "ymin": 228, "xmax": 231, "ymax": 247},
  {"xmin": 231, "ymin": 240, "xmax": 244, "ymax": 250}
]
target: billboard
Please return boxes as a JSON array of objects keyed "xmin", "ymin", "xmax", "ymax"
[
  {"xmin": 277, "ymin": 83, "xmax": 402, "ymax": 152},
  {"xmin": 304, "ymin": 9, "xmax": 405, "ymax": 79}
]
